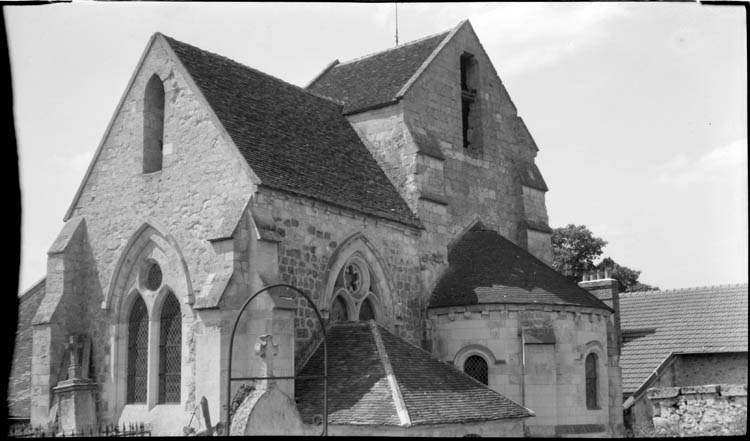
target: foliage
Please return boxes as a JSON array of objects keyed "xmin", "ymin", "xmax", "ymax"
[
  {"xmin": 551, "ymin": 224, "xmax": 607, "ymax": 281},
  {"xmin": 551, "ymin": 224, "xmax": 657, "ymax": 290},
  {"xmin": 596, "ymin": 257, "xmax": 659, "ymax": 292}
]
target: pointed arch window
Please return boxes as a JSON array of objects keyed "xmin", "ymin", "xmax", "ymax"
[
  {"xmin": 463, "ymin": 355, "xmax": 489, "ymax": 385},
  {"xmin": 585, "ymin": 353, "xmax": 598, "ymax": 409},
  {"xmin": 330, "ymin": 295, "xmax": 349, "ymax": 323},
  {"xmin": 158, "ymin": 293, "xmax": 181, "ymax": 403},
  {"xmin": 127, "ymin": 295, "xmax": 148, "ymax": 403},
  {"xmin": 358, "ymin": 297, "xmax": 375, "ymax": 321},
  {"xmin": 143, "ymin": 74, "xmax": 165, "ymax": 173},
  {"xmin": 331, "ymin": 254, "xmax": 382, "ymax": 323}
]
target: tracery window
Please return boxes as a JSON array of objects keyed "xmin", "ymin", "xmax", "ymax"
[
  {"xmin": 331, "ymin": 254, "xmax": 380, "ymax": 323},
  {"xmin": 158, "ymin": 293, "xmax": 181, "ymax": 403},
  {"xmin": 464, "ymin": 355, "xmax": 488, "ymax": 385},
  {"xmin": 585, "ymin": 353, "xmax": 598, "ymax": 409},
  {"xmin": 127, "ymin": 295, "xmax": 149, "ymax": 403}
]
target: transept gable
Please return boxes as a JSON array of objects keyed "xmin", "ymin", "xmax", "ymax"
[{"xmin": 63, "ymin": 33, "xmax": 260, "ymax": 223}]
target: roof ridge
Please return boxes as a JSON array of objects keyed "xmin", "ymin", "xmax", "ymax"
[
  {"xmin": 369, "ymin": 321, "xmax": 412, "ymax": 427},
  {"xmin": 622, "ymin": 282, "xmax": 749, "ymax": 296},
  {"xmin": 160, "ymin": 33, "xmax": 345, "ymax": 109},
  {"xmin": 336, "ymin": 29, "xmax": 451, "ymax": 67}
]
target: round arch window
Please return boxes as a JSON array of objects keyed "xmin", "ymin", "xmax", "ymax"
[
  {"xmin": 463, "ymin": 355, "xmax": 489, "ymax": 385},
  {"xmin": 145, "ymin": 263, "xmax": 163, "ymax": 291}
]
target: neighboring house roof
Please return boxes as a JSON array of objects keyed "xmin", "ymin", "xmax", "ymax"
[
  {"xmin": 295, "ymin": 321, "xmax": 532, "ymax": 426},
  {"xmin": 10, "ymin": 277, "xmax": 47, "ymax": 419},
  {"xmin": 157, "ymin": 36, "xmax": 422, "ymax": 229},
  {"xmin": 306, "ymin": 30, "xmax": 451, "ymax": 114},
  {"xmin": 428, "ymin": 223, "xmax": 612, "ymax": 311},
  {"xmin": 619, "ymin": 283, "xmax": 748, "ymax": 396}
]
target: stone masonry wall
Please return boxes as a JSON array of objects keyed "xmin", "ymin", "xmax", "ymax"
[
  {"xmin": 675, "ymin": 353, "xmax": 748, "ymax": 387},
  {"xmin": 54, "ymin": 35, "xmax": 257, "ymax": 429},
  {"xmin": 344, "ymin": 25, "xmax": 556, "ymax": 342},
  {"xmin": 646, "ymin": 384, "xmax": 747, "ymax": 436},
  {"xmin": 402, "ymin": 24, "xmax": 540, "ymax": 245},
  {"xmin": 429, "ymin": 303, "xmax": 613, "ymax": 436},
  {"xmin": 250, "ymin": 188, "xmax": 426, "ymax": 355},
  {"xmin": 348, "ymin": 23, "xmax": 553, "ymax": 296},
  {"xmin": 9, "ymin": 280, "xmax": 46, "ymax": 419}
]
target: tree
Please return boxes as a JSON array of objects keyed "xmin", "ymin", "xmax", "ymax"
[
  {"xmin": 551, "ymin": 224, "xmax": 658, "ymax": 292},
  {"xmin": 551, "ymin": 224, "xmax": 607, "ymax": 280},
  {"xmin": 596, "ymin": 257, "xmax": 659, "ymax": 292}
]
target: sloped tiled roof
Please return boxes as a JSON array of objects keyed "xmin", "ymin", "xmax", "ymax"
[
  {"xmin": 307, "ymin": 31, "xmax": 450, "ymax": 114},
  {"xmin": 619, "ymin": 283, "xmax": 748, "ymax": 395},
  {"xmin": 295, "ymin": 321, "xmax": 532, "ymax": 426},
  {"xmin": 163, "ymin": 36, "xmax": 421, "ymax": 229},
  {"xmin": 428, "ymin": 223, "xmax": 612, "ymax": 310}
]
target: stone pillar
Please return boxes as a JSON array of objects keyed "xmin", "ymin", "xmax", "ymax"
[{"xmin": 53, "ymin": 335, "xmax": 97, "ymax": 434}]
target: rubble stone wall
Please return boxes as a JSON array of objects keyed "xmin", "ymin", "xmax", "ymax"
[{"xmin": 647, "ymin": 384, "xmax": 747, "ymax": 436}]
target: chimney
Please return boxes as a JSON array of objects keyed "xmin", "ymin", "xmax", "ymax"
[{"xmin": 578, "ymin": 270, "xmax": 622, "ymax": 357}]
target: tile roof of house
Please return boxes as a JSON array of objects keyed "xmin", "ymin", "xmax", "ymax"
[
  {"xmin": 306, "ymin": 31, "xmax": 450, "ymax": 114},
  {"xmin": 428, "ymin": 223, "xmax": 612, "ymax": 310},
  {"xmin": 619, "ymin": 283, "xmax": 748, "ymax": 395},
  {"xmin": 295, "ymin": 321, "xmax": 532, "ymax": 426},
  {"xmin": 163, "ymin": 35, "xmax": 421, "ymax": 229}
]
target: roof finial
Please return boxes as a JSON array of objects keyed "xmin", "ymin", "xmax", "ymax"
[{"xmin": 395, "ymin": 2, "xmax": 399, "ymax": 46}]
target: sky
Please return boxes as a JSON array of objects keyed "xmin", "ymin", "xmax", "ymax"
[{"xmin": 5, "ymin": 1, "xmax": 747, "ymax": 293}]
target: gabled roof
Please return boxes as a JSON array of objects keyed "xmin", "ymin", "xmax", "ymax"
[
  {"xmin": 162, "ymin": 36, "xmax": 421, "ymax": 229},
  {"xmin": 295, "ymin": 321, "xmax": 532, "ymax": 426},
  {"xmin": 429, "ymin": 223, "xmax": 612, "ymax": 310},
  {"xmin": 619, "ymin": 283, "xmax": 748, "ymax": 395},
  {"xmin": 306, "ymin": 28, "xmax": 453, "ymax": 114}
]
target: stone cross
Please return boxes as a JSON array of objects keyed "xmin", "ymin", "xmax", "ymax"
[{"xmin": 254, "ymin": 334, "xmax": 279, "ymax": 379}]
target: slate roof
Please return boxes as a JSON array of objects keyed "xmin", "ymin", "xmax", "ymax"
[
  {"xmin": 619, "ymin": 283, "xmax": 748, "ymax": 395},
  {"xmin": 162, "ymin": 35, "xmax": 421, "ymax": 229},
  {"xmin": 295, "ymin": 321, "xmax": 532, "ymax": 426},
  {"xmin": 307, "ymin": 31, "xmax": 450, "ymax": 114},
  {"xmin": 428, "ymin": 223, "xmax": 612, "ymax": 310}
]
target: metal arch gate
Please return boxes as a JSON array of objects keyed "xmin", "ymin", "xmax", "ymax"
[{"xmin": 225, "ymin": 283, "xmax": 328, "ymax": 436}]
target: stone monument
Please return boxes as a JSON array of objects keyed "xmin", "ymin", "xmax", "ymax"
[{"xmin": 53, "ymin": 335, "xmax": 97, "ymax": 434}]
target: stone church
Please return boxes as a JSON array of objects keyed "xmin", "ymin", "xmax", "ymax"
[{"xmin": 10, "ymin": 20, "xmax": 625, "ymax": 436}]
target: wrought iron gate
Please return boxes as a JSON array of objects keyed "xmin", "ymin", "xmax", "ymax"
[{"xmin": 225, "ymin": 283, "xmax": 328, "ymax": 436}]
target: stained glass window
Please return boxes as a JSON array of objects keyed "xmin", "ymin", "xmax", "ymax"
[
  {"xmin": 127, "ymin": 296, "xmax": 148, "ymax": 403},
  {"xmin": 464, "ymin": 355, "xmax": 488, "ymax": 385},
  {"xmin": 158, "ymin": 293, "xmax": 181, "ymax": 403},
  {"xmin": 586, "ymin": 353, "xmax": 598, "ymax": 409}
]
